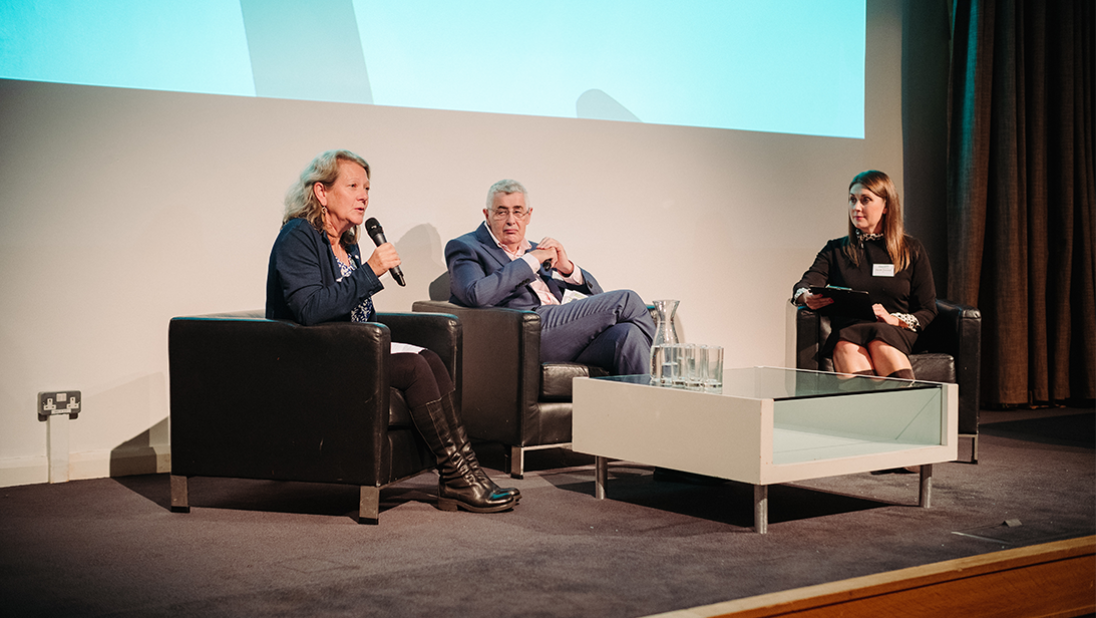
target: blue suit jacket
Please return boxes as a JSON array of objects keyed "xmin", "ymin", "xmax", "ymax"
[{"xmin": 445, "ymin": 222, "xmax": 603, "ymax": 309}]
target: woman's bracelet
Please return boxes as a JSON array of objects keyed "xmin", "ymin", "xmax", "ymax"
[
  {"xmin": 893, "ymin": 313, "xmax": 920, "ymax": 331},
  {"xmin": 791, "ymin": 288, "xmax": 810, "ymax": 306}
]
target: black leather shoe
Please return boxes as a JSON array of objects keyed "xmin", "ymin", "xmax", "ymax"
[
  {"xmin": 472, "ymin": 469, "xmax": 520, "ymax": 501},
  {"xmin": 437, "ymin": 474, "xmax": 518, "ymax": 513}
]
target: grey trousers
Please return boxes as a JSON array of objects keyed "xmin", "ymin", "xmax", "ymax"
[{"xmin": 536, "ymin": 289, "xmax": 655, "ymax": 375}]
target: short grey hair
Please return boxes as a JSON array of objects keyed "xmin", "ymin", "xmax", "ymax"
[{"xmin": 485, "ymin": 179, "xmax": 528, "ymax": 210}]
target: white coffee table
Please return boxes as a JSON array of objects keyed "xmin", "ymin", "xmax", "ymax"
[{"xmin": 572, "ymin": 366, "xmax": 958, "ymax": 533}]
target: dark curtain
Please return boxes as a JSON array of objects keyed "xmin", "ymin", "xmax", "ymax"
[{"xmin": 947, "ymin": 0, "xmax": 1095, "ymax": 406}]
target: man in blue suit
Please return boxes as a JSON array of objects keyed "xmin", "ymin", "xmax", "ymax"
[{"xmin": 445, "ymin": 179, "xmax": 655, "ymax": 375}]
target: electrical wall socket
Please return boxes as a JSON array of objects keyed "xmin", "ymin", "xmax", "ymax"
[{"xmin": 39, "ymin": 391, "xmax": 81, "ymax": 421}]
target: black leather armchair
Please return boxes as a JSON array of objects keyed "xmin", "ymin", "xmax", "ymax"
[
  {"xmin": 795, "ymin": 299, "xmax": 982, "ymax": 462},
  {"xmin": 168, "ymin": 310, "xmax": 460, "ymax": 524},
  {"xmin": 412, "ymin": 299, "xmax": 611, "ymax": 478}
]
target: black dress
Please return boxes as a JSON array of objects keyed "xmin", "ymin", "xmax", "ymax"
[{"xmin": 792, "ymin": 234, "xmax": 937, "ymax": 356}]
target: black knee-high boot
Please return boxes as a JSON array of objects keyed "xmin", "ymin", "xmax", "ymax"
[
  {"xmin": 439, "ymin": 391, "xmax": 520, "ymax": 501},
  {"xmin": 887, "ymin": 369, "xmax": 915, "ymax": 380},
  {"xmin": 408, "ymin": 398, "xmax": 517, "ymax": 513}
]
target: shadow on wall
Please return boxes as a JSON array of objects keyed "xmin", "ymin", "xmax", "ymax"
[
  {"xmin": 109, "ymin": 416, "xmax": 170, "ymax": 478},
  {"xmin": 377, "ymin": 223, "xmax": 447, "ymax": 313},
  {"xmin": 97, "ymin": 372, "xmax": 170, "ymax": 478},
  {"xmin": 576, "ymin": 89, "xmax": 641, "ymax": 123}
]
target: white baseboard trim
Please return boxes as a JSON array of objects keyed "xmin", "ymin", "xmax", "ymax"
[
  {"xmin": 0, "ymin": 456, "xmax": 49, "ymax": 488},
  {"xmin": 0, "ymin": 445, "xmax": 171, "ymax": 489}
]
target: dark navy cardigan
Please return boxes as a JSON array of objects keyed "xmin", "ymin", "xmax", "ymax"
[{"xmin": 265, "ymin": 218, "xmax": 383, "ymax": 325}]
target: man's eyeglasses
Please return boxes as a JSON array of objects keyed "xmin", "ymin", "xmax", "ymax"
[{"xmin": 491, "ymin": 207, "xmax": 529, "ymax": 220}]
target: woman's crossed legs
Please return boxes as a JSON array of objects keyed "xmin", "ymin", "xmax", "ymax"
[{"xmin": 833, "ymin": 339, "xmax": 913, "ymax": 378}]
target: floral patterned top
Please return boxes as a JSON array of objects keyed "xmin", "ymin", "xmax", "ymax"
[{"xmin": 336, "ymin": 254, "xmax": 374, "ymax": 323}]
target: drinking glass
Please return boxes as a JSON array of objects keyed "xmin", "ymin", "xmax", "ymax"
[
  {"xmin": 649, "ymin": 344, "xmax": 667, "ymax": 385},
  {"xmin": 683, "ymin": 344, "xmax": 703, "ymax": 389},
  {"xmin": 664, "ymin": 344, "xmax": 687, "ymax": 388},
  {"xmin": 702, "ymin": 345, "xmax": 724, "ymax": 392}
]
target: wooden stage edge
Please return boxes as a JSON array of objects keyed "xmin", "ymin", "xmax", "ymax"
[{"xmin": 648, "ymin": 535, "xmax": 1096, "ymax": 618}]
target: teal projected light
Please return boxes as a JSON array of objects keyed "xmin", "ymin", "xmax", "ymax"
[
  {"xmin": 353, "ymin": 0, "xmax": 865, "ymax": 138},
  {"xmin": 0, "ymin": 0, "xmax": 864, "ymax": 138},
  {"xmin": 0, "ymin": 0, "xmax": 255, "ymax": 96}
]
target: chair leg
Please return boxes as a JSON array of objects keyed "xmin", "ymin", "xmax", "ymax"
[
  {"xmin": 358, "ymin": 486, "xmax": 380, "ymax": 525},
  {"xmin": 170, "ymin": 475, "xmax": 190, "ymax": 513},
  {"xmin": 509, "ymin": 445, "xmax": 524, "ymax": 479},
  {"xmin": 958, "ymin": 433, "xmax": 979, "ymax": 464}
]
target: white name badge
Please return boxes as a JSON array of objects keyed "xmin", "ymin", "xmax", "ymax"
[
  {"xmin": 873, "ymin": 264, "xmax": 895, "ymax": 277},
  {"xmin": 561, "ymin": 289, "xmax": 589, "ymax": 305}
]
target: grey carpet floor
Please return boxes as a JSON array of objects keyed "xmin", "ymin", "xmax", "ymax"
[{"xmin": 1, "ymin": 408, "xmax": 1092, "ymax": 618}]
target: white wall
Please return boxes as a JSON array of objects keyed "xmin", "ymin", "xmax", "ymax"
[{"xmin": 0, "ymin": 1, "xmax": 904, "ymax": 487}]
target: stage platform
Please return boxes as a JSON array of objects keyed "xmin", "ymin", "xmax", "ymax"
[{"xmin": 1, "ymin": 407, "xmax": 1092, "ymax": 617}]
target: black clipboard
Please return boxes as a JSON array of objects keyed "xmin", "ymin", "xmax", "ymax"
[{"xmin": 810, "ymin": 286, "xmax": 876, "ymax": 321}]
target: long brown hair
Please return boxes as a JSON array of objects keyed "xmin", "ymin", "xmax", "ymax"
[{"xmin": 842, "ymin": 170, "xmax": 910, "ymax": 271}]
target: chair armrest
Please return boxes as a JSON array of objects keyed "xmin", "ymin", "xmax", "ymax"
[
  {"xmin": 411, "ymin": 300, "xmax": 541, "ymax": 445},
  {"xmin": 919, "ymin": 299, "xmax": 980, "ymax": 354},
  {"xmin": 795, "ymin": 306, "xmax": 821, "ymax": 370},
  {"xmin": 376, "ymin": 311, "xmax": 462, "ymax": 404},
  {"xmin": 169, "ymin": 314, "xmax": 392, "ymax": 484},
  {"xmin": 925, "ymin": 299, "xmax": 982, "ymax": 433}
]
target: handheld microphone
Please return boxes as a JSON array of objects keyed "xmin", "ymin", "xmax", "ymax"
[{"xmin": 364, "ymin": 217, "xmax": 406, "ymax": 287}]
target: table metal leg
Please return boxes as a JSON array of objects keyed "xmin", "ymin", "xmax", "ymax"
[
  {"xmin": 919, "ymin": 464, "xmax": 933, "ymax": 508},
  {"xmin": 754, "ymin": 484, "xmax": 768, "ymax": 534},
  {"xmin": 594, "ymin": 456, "xmax": 608, "ymax": 499}
]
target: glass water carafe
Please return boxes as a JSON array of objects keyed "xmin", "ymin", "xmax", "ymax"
[{"xmin": 649, "ymin": 299, "xmax": 680, "ymax": 382}]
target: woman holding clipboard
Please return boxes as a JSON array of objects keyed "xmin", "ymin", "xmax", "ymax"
[{"xmin": 791, "ymin": 170, "xmax": 937, "ymax": 379}]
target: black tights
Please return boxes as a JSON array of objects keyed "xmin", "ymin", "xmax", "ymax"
[{"xmin": 390, "ymin": 349, "xmax": 453, "ymax": 409}]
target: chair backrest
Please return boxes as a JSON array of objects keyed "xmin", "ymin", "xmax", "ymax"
[{"xmin": 429, "ymin": 272, "xmax": 450, "ymax": 302}]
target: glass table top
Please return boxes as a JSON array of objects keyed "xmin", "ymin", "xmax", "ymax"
[{"xmin": 593, "ymin": 366, "xmax": 942, "ymax": 401}]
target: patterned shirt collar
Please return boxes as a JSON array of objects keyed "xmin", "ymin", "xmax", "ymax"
[{"xmin": 856, "ymin": 229, "xmax": 884, "ymax": 245}]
